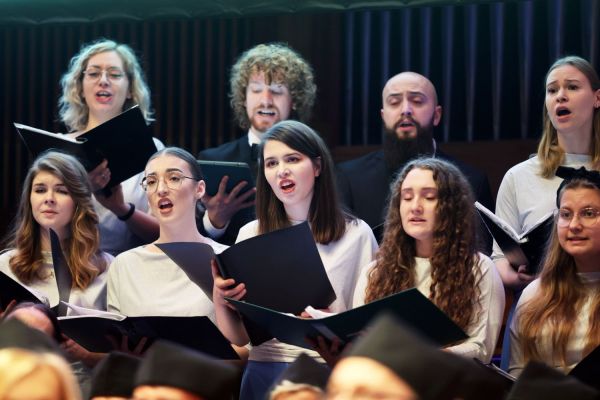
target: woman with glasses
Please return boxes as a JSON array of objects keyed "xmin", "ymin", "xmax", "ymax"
[
  {"xmin": 58, "ymin": 39, "xmax": 163, "ymax": 256},
  {"xmin": 107, "ymin": 147, "xmax": 226, "ymax": 318},
  {"xmin": 508, "ymin": 166, "xmax": 600, "ymax": 376}
]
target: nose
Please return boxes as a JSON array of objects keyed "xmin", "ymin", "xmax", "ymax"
[
  {"xmin": 410, "ymin": 197, "xmax": 423, "ymax": 213},
  {"xmin": 277, "ymin": 164, "xmax": 290, "ymax": 178},
  {"xmin": 400, "ymin": 100, "xmax": 413, "ymax": 116},
  {"xmin": 568, "ymin": 214, "xmax": 583, "ymax": 230},
  {"xmin": 44, "ymin": 190, "xmax": 56, "ymax": 204},
  {"xmin": 260, "ymin": 88, "xmax": 273, "ymax": 106},
  {"xmin": 156, "ymin": 176, "xmax": 169, "ymax": 195},
  {"xmin": 556, "ymin": 87, "xmax": 568, "ymax": 103},
  {"xmin": 98, "ymin": 70, "xmax": 110, "ymax": 86}
]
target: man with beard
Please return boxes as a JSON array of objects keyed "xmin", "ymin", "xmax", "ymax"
[
  {"xmin": 337, "ymin": 72, "xmax": 493, "ymax": 250},
  {"xmin": 198, "ymin": 43, "xmax": 316, "ymax": 244}
]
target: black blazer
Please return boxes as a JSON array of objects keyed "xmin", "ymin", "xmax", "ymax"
[
  {"xmin": 336, "ymin": 149, "xmax": 494, "ymax": 253},
  {"xmin": 197, "ymin": 136, "xmax": 257, "ymax": 245}
]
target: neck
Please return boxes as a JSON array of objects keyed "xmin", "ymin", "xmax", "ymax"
[
  {"xmin": 249, "ymin": 126, "xmax": 266, "ymax": 139},
  {"xmin": 284, "ymin": 202, "xmax": 311, "ymax": 224},
  {"xmin": 156, "ymin": 217, "xmax": 205, "ymax": 243},
  {"xmin": 39, "ymin": 227, "xmax": 67, "ymax": 252},
  {"xmin": 557, "ymin": 127, "xmax": 592, "ymax": 155},
  {"xmin": 85, "ymin": 111, "xmax": 118, "ymax": 133},
  {"xmin": 415, "ymin": 240, "xmax": 433, "ymax": 258},
  {"xmin": 574, "ymin": 255, "xmax": 600, "ymax": 273}
]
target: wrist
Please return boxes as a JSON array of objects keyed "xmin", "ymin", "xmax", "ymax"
[{"xmin": 117, "ymin": 202, "xmax": 135, "ymax": 221}]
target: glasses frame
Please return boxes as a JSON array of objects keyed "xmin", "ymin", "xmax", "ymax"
[
  {"xmin": 555, "ymin": 207, "xmax": 600, "ymax": 228},
  {"xmin": 140, "ymin": 171, "xmax": 197, "ymax": 193},
  {"xmin": 81, "ymin": 67, "xmax": 127, "ymax": 83}
]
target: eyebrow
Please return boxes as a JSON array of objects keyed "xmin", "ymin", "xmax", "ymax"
[
  {"xmin": 546, "ymin": 78, "xmax": 582, "ymax": 86},
  {"xmin": 146, "ymin": 168, "xmax": 185, "ymax": 175}
]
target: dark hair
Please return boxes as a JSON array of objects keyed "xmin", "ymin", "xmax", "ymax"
[
  {"xmin": 3, "ymin": 302, "xmax": 63, "ymax": 343},
  {"xmin": 256, "ymin": 120, "xmax": 349, "ymax": 244},
  {"xmin": 146, "ymin": 147, "xmax": 204, "ymax": 181},
  {"xmin": 365, "ymin": 157, "xmax": 480, "ymax": 330}
]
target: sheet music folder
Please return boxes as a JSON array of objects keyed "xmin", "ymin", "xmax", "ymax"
[
  {"xmin": 159, "ymin": 222, "xmax": 336, "ymax": 315},
  {"xmin": 58, "ymin": 314, "xmax": 238, "ymax": 359},
  {"xmin": 0, "ymin": 271, "xmax": 45, "ymax": 309},
  {"xmin": 197, "ymin": 160, "xmax": 255, "ymax": 197},
  {"xmin": 227, "ymin": 288, "xmax": 467, "ymax": 350},
  {"xmin": 475, "ymin": 202, "xmax": 553, "ymax": 274},
  {"xmin": 14, "ymin": 105, "xmax": 157, "ymax": 188}
]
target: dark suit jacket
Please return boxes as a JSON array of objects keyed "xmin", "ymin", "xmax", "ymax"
[
  {"xmin": 336, "ymin": 149, "xmax": 494, "ymax": 253},
  {"xmin": 197, "ymin": 136, "xmax": 257, "ymax": 245}
]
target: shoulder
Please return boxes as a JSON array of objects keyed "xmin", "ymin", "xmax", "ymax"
[
  {"xmin": 437, "ymin": 151, "xmax": 487, "ymax": 181},
  {"xmin": 504, "ymin": 156, "xmax": 541, "ymax": 178},
  {"xmin": 111, "ymin": 246, "xmax": 147, "ymax": 266},
  {"xmin": 337, "ymin": 150, "xmax": 384, "ymax": 173},
  {"xmin": 344, "ymin": 219, "xmax": 376, "ymax": 240},
  {"xmin": 199, "ymin": 137, "xmax": 247, "ymax": 161},
  {"xmin": 518, "ymin": 278, "xmax": 542, "ymax": 305},
  {"xmin": 0, "ymin": 249, "xmax": 15, "ymax": 270},
  {"xmin": 236, "ymin": 220, "xmax": 259, "ymax": 243}
]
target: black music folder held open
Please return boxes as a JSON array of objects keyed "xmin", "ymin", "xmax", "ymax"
[
  {"xmin": 475, "ymin": 201, "xmax": 554, "ymax": 274},
  {"xmin": 227, "ymin": 288, "xmax": 467, "ymax": 350},
  {"xmin": 159, "ymin": 222, "xmax": 336, "ymax": 315},
  {"xmin": 14, "ymin": 105, "xmax": 157, "ymax": 188},
  {"xmin": 58, "ymin": 309, "xmax": 238, "ymax": 359},
  {"xmin": 197, "ymin": 160, "xmax": 255, "ymax": 197},
  {"xmin": 0, "ymin": 271, "xmax": 46, "ymax": 309},
  {"xmin": 569, "ymin": 344, "xmax": 600, "ymax": 390}
]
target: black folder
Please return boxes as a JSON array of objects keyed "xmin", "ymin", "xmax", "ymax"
[
  {"xmin": 58, "ymin": 314, "xmax": 238, "ymax": 359},
  {"xmin": 227, "ymin": 288, "xmax": 467, "ymax": 350},
  {"xmin": 197, "ymin": 160, "xmax": 254, "ymax": 197},
  {"xmin": 14, "ymin": 105, "xmax": 157, "ymax": 188},
  {"xmin": 159, "ymin": 222, "xmax": 336, "ymax": 315},
  {"xmin": 0, "ymin": 271, "xmax": 45, "ymax": 309},
  {"xmin": 569, "ymin": 344, "xmax": 600, "ymax": 390},
  {"xmin": 475, "ymin": 202, "xmax": 554, "ymax": 274}
]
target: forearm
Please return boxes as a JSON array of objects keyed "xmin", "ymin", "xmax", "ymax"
[{"xmin": 214, "ymin": 302, "xmax": 250, "ymax": 346}]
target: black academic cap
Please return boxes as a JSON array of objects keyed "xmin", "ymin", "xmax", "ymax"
[
  {"xmin": 0, "ymin": 318, "xmax": 62, "ymax": 355},
  {"xmin": 89, "ymin": 352, "xmax": 141, "ymax": 399},
  {"xmin": 345, "ymin": 313, "xmax": 464, "ymax": 400},
  {"xmin": 270, "ymin": 353, "xmax": 330, "ymax": 394},
  {"xmin": 507, "ymin": 361, "xmax": 599, "ymax": 400},
  {"xmin": 135, "ymin": 340, "xmax": 239, "ymax": 400}
]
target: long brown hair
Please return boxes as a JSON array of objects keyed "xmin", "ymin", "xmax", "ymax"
[
  {"xmin": 515, "ymin": 179, "xmax": 600, "ymax": 368},
  {"xmin": 537, "ymin": 55, "xmax": 600, "ymax": 178},
  {"xmin": 255, "ymin": 120, "xmax": 349, "ymax": 244},
  {"xmin": 365, "ymin": 158, "xmax": 480, "ymax": 331},
  {"xmin": 4, "ymin": 151, "xmax": 107, "ymax": 290}
]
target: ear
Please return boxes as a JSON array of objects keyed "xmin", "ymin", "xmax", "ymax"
[
  {"xmin": 433, "ymin": 105, "xmax": 442, "ymax": 126},
  {"xmin": 196, "ymin": 180, "xmax": 206, "ymax": 200},
  {"xmin": 380, "ymin": 108, "xmax": 385, "ymax": 120},
  {"xmin": 313, "ymin": 157, "xmax": 322, "ymax": 177},
  {"xmin": 594, "ymin": 88, "xmax": 600, "ymax": 108}
]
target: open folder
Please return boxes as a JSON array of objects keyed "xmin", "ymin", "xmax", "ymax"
[
  {"xmin": 159, "ymin": 222, "xmax": 336, "ymax": 314},
  {"xmin": 0, "ymin": 271, "xmax": 46, "ymax": 309},
  {"xmin": 227, "ymin": 288, "xmax": 467, "ymax": 349},
  {"xmin": 475, "ymin": 202, "xmax": 554, "ymax": 274},
  {"xmin": 57, "ymin": 305, "xmax": 238, "ymax": 359},
  {"xmin": 197, "ymin": 160, "xmax": 255, "ymax": 198},
  {"xmin": 14, "ymin": 105, "xmax": 157, "ymax": 188}
]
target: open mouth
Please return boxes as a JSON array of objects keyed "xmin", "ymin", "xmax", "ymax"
[
  {"xmin": 158, "ymin": 199, "xmax": 173, "ymax": 210},
  {"xmin": 257, "ymin": 110, "xmax": 276, "ymax": 116},
  {"xmin": 556, "ymin": 107, "xmax": 571, "ymax": 117},
  {"xmin": 279, "ymin": 179, "xmax": 295, "ymax": 193}
]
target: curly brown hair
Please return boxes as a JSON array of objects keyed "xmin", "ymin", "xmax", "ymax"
[
  {"xmin": 229, "ymin": 43, "xmax": 316, "ymax": 130},
  {"xmin": 364, "ymin": 158, "xmax": 480, "ymax": 331},
  {"xmin": 515, "ymin": 179, "xmax": 600, "ymax": 369}
]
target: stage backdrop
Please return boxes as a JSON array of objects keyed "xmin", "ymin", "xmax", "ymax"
[{"xmin": 0, "ymin": 0, "xmax": 598, "ymax": 232}]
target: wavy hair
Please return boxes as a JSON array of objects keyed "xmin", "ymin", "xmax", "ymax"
[
  {"xmin": 364, "ymin": 158, "xmax": 480, "ymax": 331},
  {"xmin": 537, "ymin": 55, "xmax": 600, "ymax": 178},
  {"xmin": 256, "ymin": 120, "xmax": 349, "ymax": 244},
  {"xmin": 515, "ymin": 179, "xmax": 600, "ymax": 368},
  {"xmin": 4, "ymin": 151, "xmax": 107, "ymax": 290},
  {"xmin": 0, "ymin": 348, "xmax": 81, "ymax": 400},
  {"xmin": 58, "ymin": 38, "xmax": 153, "ymax": 132},
  {"xmin": 229, "ymin": 43, "xmax": 316, "ymax": 130}
]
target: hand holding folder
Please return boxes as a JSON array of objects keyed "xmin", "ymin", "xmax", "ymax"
[
  {"xmin": 14, "ymin": 105, "xmax": 157, "ymax": 188},
  {"xmin": 159, "ymin": 222, "xmax": 336, "ymax": 314}
]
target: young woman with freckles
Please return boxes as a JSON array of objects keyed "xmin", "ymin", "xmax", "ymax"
[{"xmin": 212, "ymin": 120, "xmax": 378, "ymax": 399}]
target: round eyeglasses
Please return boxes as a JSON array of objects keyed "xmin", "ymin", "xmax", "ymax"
[
  {"xmin": 82, "ymin": 67, "xmax": 126, "ymax": 82},
  {"xmin": 555, "ymin": 207, "xmax": 600, "ymax": 228},
  {"xmin": 141, "ymin": 171, "xmax": 196, "ymax": 193}
]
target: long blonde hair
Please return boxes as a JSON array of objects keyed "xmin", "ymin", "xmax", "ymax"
[
  {"xmin": 537, "ymin": 56, "xmax": 600, "ymax": 178},
  {"xmin": 5, "ymin": 151, "xmax": 107, "ymax": 289},
  {"xmin": 515, "ymin": 179, "xmax": 600, "ymax": 368}
]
